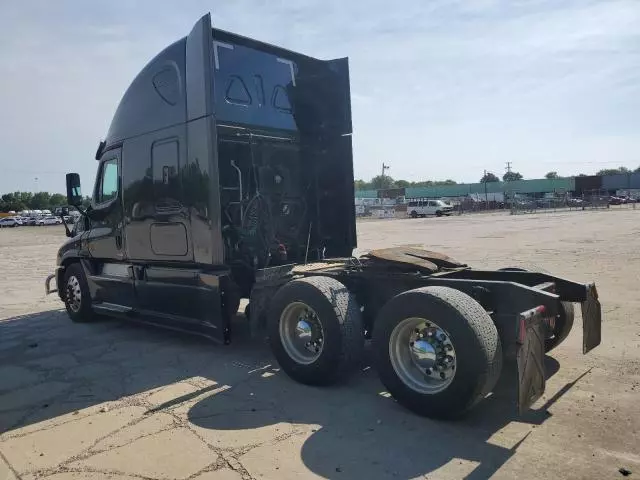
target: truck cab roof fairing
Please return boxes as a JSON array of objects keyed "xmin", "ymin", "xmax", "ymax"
[{"xmin": 105, "ymin": 38, "xmax": 187, "ymax": 146}]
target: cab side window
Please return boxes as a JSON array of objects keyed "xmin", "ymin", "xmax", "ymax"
[{"xmin": 96, "ymin": 158, "xmax": 119, "ymax": 205}]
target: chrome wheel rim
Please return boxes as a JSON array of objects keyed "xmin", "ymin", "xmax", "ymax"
[
  {"xmin": 66, "ymin": 276, "xmax": 82, "ymax": 313},
  {"xmin": 389, "ymin": 317, "xmax": 457, "ymax": 394},
  {"xmin": 279, "ymin": 302, "xmax": 324, "ymax": 365}
]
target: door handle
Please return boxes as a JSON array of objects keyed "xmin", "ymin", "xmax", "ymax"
[{"xmin": 115, "ymin": 234, "xmax": 122, "ymax": 250}]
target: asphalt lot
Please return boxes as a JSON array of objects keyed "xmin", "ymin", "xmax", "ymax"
[{"xmin": 1, "ymin": 210, "xmax": 639, "ymax": 480}]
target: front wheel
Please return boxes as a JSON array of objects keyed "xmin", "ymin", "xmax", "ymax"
[
  {"xmin": 410, "ymin": 210, "xmax": 418, "ymax": 218},
  {"xmin": 373, "ymin": 286, "xmax": 502, "ymax": 419},
  {"xmin": 436, "ymin": 210, "xmax": 443, "ymax": 217},
  {"xmin": 267, "ymin": 276, "xmax": 364, "ymax": 386},
  {"xmin": 62, "ymin": 263, "xmax": 93, "ymax": 323}
]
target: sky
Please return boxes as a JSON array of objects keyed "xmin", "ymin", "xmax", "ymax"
[{"xmin": 0, "ymin": 0, "xmax": 638, "ymax": 194}]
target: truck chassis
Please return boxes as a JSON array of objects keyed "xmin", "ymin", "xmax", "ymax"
[{"xmin": 243, "ymin": 246, "xmax": 601, "ymax": 418}]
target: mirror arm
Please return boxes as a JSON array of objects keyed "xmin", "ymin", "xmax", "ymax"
[
  {"xmin": 74, "ymin": 204, "xmax": 89, "ymax": 217},
  {"xmin": 60, "ymin": 214, "xmax": 73, "ymax": 237}
]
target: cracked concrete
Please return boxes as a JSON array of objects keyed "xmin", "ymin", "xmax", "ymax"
[{"xmin": 2, "ymin": 212, "xmax": 640, "ymax": 479}]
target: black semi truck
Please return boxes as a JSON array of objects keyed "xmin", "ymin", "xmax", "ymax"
[{"xmin": 45, "ymin": 13, "xmax": 601, "ymax": 419}]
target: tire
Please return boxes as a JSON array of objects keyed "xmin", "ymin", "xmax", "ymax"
[
  {"xmin": 267, "ymin": 276, "xmax": 364, "ymax": 386},
  {"xmin": 62, "ymin": 263, "xmax": 93, "ymax": 323},
  {"xmin": 544, "ymin": 302, "xmax": 574, "ymax": 352},
  {"xmin": 410, "ymin": 210, "xmax": 418, "ymax": 218},
  {"xmin": 373, "ymin": 286, "xmax": 502, "ymax": 419},
  {"xmin": 436, "ymin": 210, "xmax": 443, "ymax": 217},
  {"xmin": 498, "ymin": 266, "xmax": 575, "ymax": 352}
]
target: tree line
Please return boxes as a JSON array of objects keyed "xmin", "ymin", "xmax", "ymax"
[
  {"xmin": 0, "ymin": 191, "xmax": 91, "ymax": 213},
  {"xmin": 356, "ymin": 166, "xmax": 640, "ymax": 190}
]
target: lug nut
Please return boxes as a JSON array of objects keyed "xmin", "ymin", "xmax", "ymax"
[
  {"xmin": 425, "ymin": 368, "xmax": 432, "ymax": 375},
  {"xmin": 440, "ymin": 372, "xmax": 446, "ymax": 380}
]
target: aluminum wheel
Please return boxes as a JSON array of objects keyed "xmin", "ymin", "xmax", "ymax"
[
  {"xmin": 66, "ymin": 275, "xmax": 82, "ymax": 313},
  {"xmin": 389, "ymin": 317, "xmax": 457, "ymax": 394},
  {"xmin": 279, "ymin": 302, "xmax": 324, "ymax": 365}
]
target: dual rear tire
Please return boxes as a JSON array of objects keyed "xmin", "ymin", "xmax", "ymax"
[
  {"xmin": 268, "ymin": 278, "xmax": 502, "ymax": 419},
  {"xmin": 373, "ymin": 286, "xmax": 502, "ymax": 418},
  {"xmin": 267, "ymin": 276, "xmax": 365, "ymax": 385},
  {"xmin": 498, "ymin": 266, "xmax": 575, "ymax": 352}
]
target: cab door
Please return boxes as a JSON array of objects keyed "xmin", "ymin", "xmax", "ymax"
[
  {"xmin": 88, "ymin": 150, "xmax": 124, "ymax": 260},
  {"xmin": 84, "ymin": 147, "xmax": 136, "ymax": 310}
]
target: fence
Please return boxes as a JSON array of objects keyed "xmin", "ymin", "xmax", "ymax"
[{"xmin": 510, "ymin": 189, "xmax": 638, "ymax": 215}]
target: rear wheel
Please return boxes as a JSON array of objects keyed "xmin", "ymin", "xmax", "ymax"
[
  {"xmin": 436, "ymin": 210, "xmax": 443, "ymax": 217},
  {"xmin": 545, "ymin": 302, "xmax": 574, "ymax": 352},
  {"xmin": 267, "ymin": 276, "xmax": 364, "ymax": 386},
  {"xmin": 373, "ymin": 286, "xmax": 502, "ymax": 419},
  {"xmin": 410, "ymin": 210, "xmax": 418, "ymax": 218},
  {"xmin": 63, "ymin": 263, "xmax": 93, "ymax": 323},
  {"xmin": 498, "ymin": 266, "xmax": 575, "ymax": 352}
]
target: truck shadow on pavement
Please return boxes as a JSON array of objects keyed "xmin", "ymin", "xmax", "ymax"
[
  {"xmin": 187, "ymin": 350, "xmax": 560, "ymax": 480},
  {"xmin": 1, "ymin": 309, "xmax": 573, "ymax": 479}
]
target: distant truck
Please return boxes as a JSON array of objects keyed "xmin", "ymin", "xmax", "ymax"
[{"xmin": 45, "ymin": 13, "xmax": 601, "ymax": 419}]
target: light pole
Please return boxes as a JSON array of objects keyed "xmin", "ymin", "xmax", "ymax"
[{"xmin": 484, "ymin": 170, "xmax": 488, "ymax": 210}]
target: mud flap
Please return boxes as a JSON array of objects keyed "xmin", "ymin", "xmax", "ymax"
[
  {"xmin": 516, "ymin": 306, "xmax": 547, "ymax": 414},
  {"xmin": 582, "ymin": 283, "xmax": 602, "ymax": 354}
]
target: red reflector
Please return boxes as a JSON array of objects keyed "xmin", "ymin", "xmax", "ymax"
[{"xmin": 518, "ymin": 317, "xmax": 527, "ymax": 344}]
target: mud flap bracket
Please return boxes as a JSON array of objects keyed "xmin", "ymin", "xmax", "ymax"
[{"xmin": 516, "ymin": 306, "xmax": 547, "ymax": 414}]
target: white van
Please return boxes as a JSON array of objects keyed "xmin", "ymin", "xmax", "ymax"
[{"xmin": 407, "ymin": 199, "xmax": 454, "ymax": 218}]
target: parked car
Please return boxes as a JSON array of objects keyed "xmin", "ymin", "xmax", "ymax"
[
  {"xmin": 0, "ymin": 217, "xmax": 19, "ymax": 228},
  {"xmin": 36, "ymin": 215, "xmax": 63, "ymax": 226},
  {"xmin": 407, "ymin": 199, "xmax": 454, "ymax": 218}
]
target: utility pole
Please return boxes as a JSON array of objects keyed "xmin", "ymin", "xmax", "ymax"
[
  {"xmin": 484, "ymin": 169, "xmax": 488, "ymax": 210},
  {"xmin": 381, "ymin": 162, "xmax": 390, "ymax": 178},
  {"xmin": 505, "ymin": 162, "xmax": 512, "ymax": 175}
]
